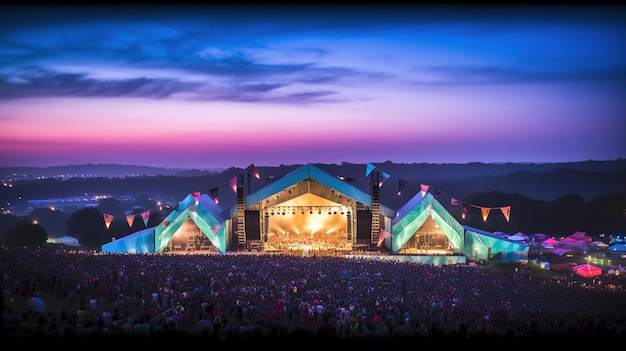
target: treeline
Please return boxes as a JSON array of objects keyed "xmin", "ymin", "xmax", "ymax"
[{"xmin": 1, "ymin": 190, "xmax": 625, "ymax": 248}]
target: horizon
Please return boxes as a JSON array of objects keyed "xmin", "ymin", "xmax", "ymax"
[{"xmin": 1, "ymin": 5, "xmax": 625, "ymax": 169}]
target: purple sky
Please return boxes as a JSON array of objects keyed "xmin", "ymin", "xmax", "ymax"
[{"xmin": 1, "ymin": 5, "xmax": 625, "ymax": 169}]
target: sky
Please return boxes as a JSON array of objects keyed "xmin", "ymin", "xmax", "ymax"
[{"xmin": 1, "ymin": 4, "xmax": 625, "ymax": 170}]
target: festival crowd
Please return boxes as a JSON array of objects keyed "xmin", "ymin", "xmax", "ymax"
[{"xmin": 2, "ymin": 245, "xmax": 626, "ymax": 346}]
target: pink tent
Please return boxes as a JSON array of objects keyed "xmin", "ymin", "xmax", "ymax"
[{"xmin": 572, "ymin": 263, "xmax": 602, "ymax": 278}]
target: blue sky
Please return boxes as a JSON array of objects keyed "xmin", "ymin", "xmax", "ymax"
[{"xmin": 1, "ymin": 4, "xmax": 625, "ymax": 169}]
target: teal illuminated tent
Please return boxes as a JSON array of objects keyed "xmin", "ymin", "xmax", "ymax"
[
  {"xmin": 391, "ymin": 190, "xmax": 464, "ymax": 255},
  {"xmin": 154, "ymin": 192, "xmax": 232, "ymax": 253}
]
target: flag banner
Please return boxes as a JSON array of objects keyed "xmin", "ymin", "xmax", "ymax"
[
  {"xmin": 229, "ymin": 176, "xmax": 238, "ymax": 193},
  {"xmin": 141, "ymin": 210, "xmax": 151, "ymax": 226},
  {"xmin": 433, "ymin": 187, "xmax": 442, "ymax": 199},
  {"xmin": 126, "ymin": 215, "xmax": 135, "ymax": 227},
  {"xmin": 398, "ymin": 179, "xmax": 407, "ymax": 196},
  {"xmin": 192, "ymin": 191, "xmax": 201, "ymax": 203},
  {"xmin": 377, "ymin": 229, "xmax": 393, "ymax": 247},
  {"xmin": 500, "ymin": 206, "xmax": 511, "ymax": 221},
  {"xmin": 451, "ymin": 198, "xmax": 460, "ymax": 206},
  {"xmin": 209, "ymin": 187, "xmax": 219, "ymax": 204},
  {"xmin": 379, "ymin": 171, "xmax": 390, "ymax": 187},
  {"xmin": 365, "ymin": 163, "xmax": 376, "ymax": 177},
  {"xmin": 104, "ymin": 213, "xmax": 114, "ymax": 229},
  {"xmin": 461, "ymin": 204, "xmax": 469, "ymax": 219},
  {"xmin": 481, "ymin": 207, "xmax": 491, "ymax": 222},
  {"xmin": 420, "ymin": 184, "xmax": 430, "ymax": 197},
  {"xmin": 210, "ymin": 224, "xmax": 221, "ymax": 237},
  {"xmin": 162, "ymin": 221, "xmax": 169, "ymax": 228},
  {"xmin": 246, "ymin": 163, "xmax": 260, "ymax": 179}
]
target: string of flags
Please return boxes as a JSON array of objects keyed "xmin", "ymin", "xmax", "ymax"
[
  {"xmin": 366, "ymin": 162, "xmax": 512, "ymax": 222},
  {"xmin": 207, "ymin": 163, "xmax": 260, "ymax": 204}
]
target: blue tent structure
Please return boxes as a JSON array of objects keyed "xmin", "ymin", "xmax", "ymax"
[
  {"xmin": 391, "ymin": 190, "xmax": 464, "ymax": 255},
  {"xmin": 102, "ymin": 163, "xmax": 530, "ymax": 264}
]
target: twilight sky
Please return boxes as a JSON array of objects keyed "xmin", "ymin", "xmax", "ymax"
[{"xmin": 1, "ymin": 4, "xmax": 625, "ymax": 170}]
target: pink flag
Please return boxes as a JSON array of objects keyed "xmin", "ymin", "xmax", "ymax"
[
  {"xmin": 420, "ymin": 184, "xmax": 430, "ymax": 197},
  {"xmin": 210, "ymin": 224, "xmax": 220, "ymax": 237},
  {"xmin": 377, "ymin": 229, "xmax": 392, "ymax": 247},
  {"xmin": 126, "ymin": 215, "xmax": 135, "ymax": 227},
  {"xmin": 451, "ymin": 198, "xmax": 460, "ymax": 206},
  {"xmin": 141, "ymin": 210, "xmax": 151, "ymax": 226},
  {"xmin": 500, "ymin": 206, "xmax": 511, "ymax": 221},
  {"xmin": 103, "ymin": 214, "xmax": 114, "ymax": 229},
  {"xmin": 397, "ymin": 179, "xmax": 407, "ymax": 196},
  {"xmin": 192, "ymin": 191, "xmax": 201, "ymax": 203},
  {"xmin": 229, "ymin": 176, "xmax": 238, "ymax": 193}
]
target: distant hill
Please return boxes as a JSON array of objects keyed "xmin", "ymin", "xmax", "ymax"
[{"xmin": 0, "ymin": 163, "xmax": 226, "ymax": 180}]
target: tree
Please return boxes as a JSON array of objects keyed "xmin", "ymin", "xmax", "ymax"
[
  {"xmin": 66, "ymin": 207, "xmax": 108, "ymax": 249},
  {"xmin": 3, "ymin": 220, "xmax": 48, "ymax": 247}
]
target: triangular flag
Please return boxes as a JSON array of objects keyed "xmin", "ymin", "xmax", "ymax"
[
  {"xmin": 461, "ymin": 204, "xmax": 469, "ymax": 219},
  {"xmin": 433, "ymin": 187, "xmax": 442, "ymax": 199},
  {"xmin": 162, "ymin": 221, "xmax": 169, "ymax": 228},
  {"xmin": 420, "ymin": 184, "xmax": 430, "ymax": 197},
  {"xmin": 126, "ymin": 215, "xmax": 135, "ymax": 227},
  {"xmin": 229, "ymin": 176, "xmax": 238, "ymax": 193},
  {"xmin": 192, "ymin": 191, "xmax": 201, "ymax": 204},
  {"xmin": 103, "ymin": 213, "xmax": 114, "ymax": 229},
  {"xmin": 210, "ymin": 224, "xmax": 220, "ymax": 237},
  {"xmin": 365, "ymin": 163, "xmax": 376, "ymax": 177},
  {"xmin": 500, "ymin": 206, "xmax": 511, "ymax": 222},
  {"xmin": 481, "ymin": 207, "xmax": 491, "ymax": 222},
  {"xmin": 378, "ymin": 171, "xmax": 390, "ymax": 187},
  {"xmin": 246, "ymin": 164, "xmax": 260, "ymax": 179},
  {"xmin": 377, "ymin": 229, "xmax": 393, "ymax": 247},
  {"xmin": 209, "ymin": 187, "xmax": 219, "ymax": 204},
  {"xmin": 397, "ymin": 179, "xmax": 407, "ymax": 196},
  {"xmin": 451, "ymin": 198, "xmax": 460, "ymax": 206},
  {"xmin": 141, "ymin": 210, "xmax": 151, "ymax": 226}
]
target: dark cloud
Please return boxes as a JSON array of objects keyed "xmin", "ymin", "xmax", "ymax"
[{"xmin": 410, "ymin": 65, "xmax": 626, "ymax": 86}]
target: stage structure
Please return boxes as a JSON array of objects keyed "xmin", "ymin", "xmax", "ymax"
[{"xmin": 102, "ymin": 163, "xmax": 530, "ymax": 264}]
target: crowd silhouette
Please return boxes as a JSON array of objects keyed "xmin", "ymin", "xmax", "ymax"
[{"xmin": 2, "ymin": 245, "xmax": 626, "ymax": 346}]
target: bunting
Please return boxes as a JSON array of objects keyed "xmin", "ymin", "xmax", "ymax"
[
  {"xmin": 246, "ymin": 163, "xmax": 260, "ymax": 179},
  {"xmin": 397, "ymin": 179, "xmax": 407, "ymax": 196},
  {"xmin": 192, "ymin": 191, "xmax": 201, "ymax": 204},
  {"xmin": 500, "ymin": 206, "xmax": 511, "ymax": 222},
  {"xmin": 210, "ymin": 224, "xmax": 221, "ymax": 237},
  {"xmin": 461, "ymin": 204, "xmax": 469, "ymax": 219},
  {"xmin": 378, "ymin": 171, "xmax": 390, "ymax": 187},
  {"xmin": 420, "ymin": 184, "xmax": 430, "ymax": 197},
  {"xmin": 162, "ymin": 221, "xmax": 169, "ymax": 228},
  {"xmin": 451, "ymin": 198, "xmax": 460, "ymax": 206},
  {"xmin": 481, "ymin": 207, "xmax": 491, "ymax": 222},
  {"xmin": 229, "ymin": 176, "xmax": 238, "ymax": 193},
  {"xmin": 433, "ymin": 187, "xmax": 442, "ymax": 199},
  {"xmin": 103, "ymin": 213, "xmax": 114, "ymax": 229},
  {"xmin": 126, "ymin": 214, "xmax": 135, "ymax": 227},
  {"xmin": 141, "ymin": 210, "xmax": 151, "ymax": 226},
  {"xmin": 209, "ymin": 187, "xmax": 219, "ymax": 204},
  {"xmin": 377, "ymin": 229, "xmax": 393, "ymax": 247},
  {"xmin": 365, "ymin": 163, "xmax": 376, "ymax": 177}
]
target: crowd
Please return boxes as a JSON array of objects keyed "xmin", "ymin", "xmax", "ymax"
[{"xmin": 2, "ymin": 244, "xmax": 626, "ymax": 346}]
